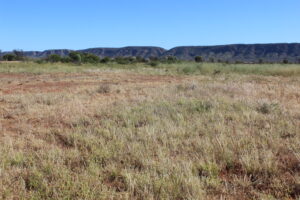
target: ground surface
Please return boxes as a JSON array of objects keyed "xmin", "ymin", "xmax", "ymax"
[{"xmin": 0, "ymin": 63, "xmax": 300, "ymax": 199}]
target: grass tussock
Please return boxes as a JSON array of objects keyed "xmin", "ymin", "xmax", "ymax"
[{"xmin": 0, "ymin": 62, "xmax": 300, "ymax": 199}]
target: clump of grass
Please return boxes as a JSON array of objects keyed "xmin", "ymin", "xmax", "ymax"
[
  {"xmin": 96, "ymin": 84, "xmax": 111, "ymax": 94},
  {"xmin": 148, "ymin": 61, "xmax": 159, "ymax": 67},
  {"xmin": 176, "ymin": 83, "xmax": 197, "ymax": 91},
  {"xmin": 181, "ymin": 65, "xmax": 197, "ymax": 74},
  {"xmin": 256, "ymin": 102, "xmax": 279, "ymax": 114}
]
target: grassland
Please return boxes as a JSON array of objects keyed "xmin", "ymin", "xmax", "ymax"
[{"xmin": 0, "ymin": 62, "xmax": 300, "ymax": 199}]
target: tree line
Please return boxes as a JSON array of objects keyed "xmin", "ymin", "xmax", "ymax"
[{"xmin": 0, "ymin": 50, "xmax": 299, "ymax": 64}]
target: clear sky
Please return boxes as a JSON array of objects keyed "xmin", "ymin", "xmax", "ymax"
[{"xmin": 0, "ymin": 0, "xmax": 299, "ymax": 51}]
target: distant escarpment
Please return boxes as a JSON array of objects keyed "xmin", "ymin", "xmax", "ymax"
[
  {"xmin": 1, "ymin": 43, "xmax": 300, "ymax": 63},
  {"xmin": 163, "ymin": 43, "xmax": 300, "ymax": 62}
]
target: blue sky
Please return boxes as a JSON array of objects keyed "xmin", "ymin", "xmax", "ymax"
[{"xmin": 0, "ymin": 0, "xmax": 299, "ymax": 51}]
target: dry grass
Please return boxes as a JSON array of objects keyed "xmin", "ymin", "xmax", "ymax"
[{"xmin": 0, "ymin": 63, "xmax": 300, "ymax": 199}]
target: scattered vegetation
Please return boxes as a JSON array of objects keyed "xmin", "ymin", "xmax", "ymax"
[
  {"xmin": 1, "ymin": 61, "xmax": 300, "ymax": 77},
  {"xmin": 0, "ymin": 61, "xmax": 299, "ymax": 199}
]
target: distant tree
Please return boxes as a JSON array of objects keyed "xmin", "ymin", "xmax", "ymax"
[
  {"xmin": 60, "ymin": 57, "xmax": 72, "ymax": 63},
  {"xmin": 115, "ymin": 57, "xmax": 129, "ymax": 64},
  {"xmin": 47, "ymin": 54, "xmax": 62, "ymax": 62},
  {"xmin": 0, "ymin": 50, "xmax": 2, "ymax": 61},
  {"xmin": 100, "ymin": 57, "xmax": 111, "ymax": 63},
  {"xmin": 217, "ymin": 59, "xmax": 222, "ymax": 63},
  {"xmin": 13, "ymin": 49, "xmax": 25, "ymax": 61},
  {"xmin": 128, "ymin": 56, "xmax": 136, "ymax": 62},
  {"xmin": 81, "ymin": 53, "xmax": 100, "ymax": 63},
  {"xmin": 69, "ymin": 52, "xmax": 82, "ymax": 63},
  {"xmin": 3, "ymin": 54, "xmax": 17, "ymax": 61},
  {"xmin": 136, "ymin": 56, "xmax": 146, "ymax": 63},
  {"xmin": 166, "ymin": 56, "xmax": 177, "ymax": 63},
  {"xmin": 298, "ymin": 58, "xmax": 300, "ymax": 64},
  {"xmin": 258, "ymin": 59, "xmax": 264, "ymax": 64},
  {"xmin": 282, "ymin": 59, "xmax": 289, "ymax": 64},
  {"xmin": 209, "ymin": 57, "xmax": 215, "ymax": 63},
  {"xmin": 195, "ymin": 56, "xmax": 203, "ymax": 63}
]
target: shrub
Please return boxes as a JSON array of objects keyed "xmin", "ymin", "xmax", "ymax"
[
  {"xmin": 13, "ymin": 50, "xmax": 25, "ymax": 61},
  {"xmin": 166, "ymin": 56, "xmax": 178, "ymax": 63},
  {"xmin": 136, "ymin": 56, "xmax": 146, "ymax": 62},
  {"xmin": 213, "ymin": 69, "xmax": 221, "ymax": 75},
  {"xmin": 182, "ymin": 66, "xmax": 196, "ymax": 74},
  {"xmin": 128, "ymin": 57, "xmax": 136, "ymax": 62},
  {"xmin": 60, "ymin": 57, "xmax": 72, "ymax": 63},
  {"xmin": 81, "ymin": 53, "xmax": 100, "ymax": 63},
  {"xmin": 47, "ymin": 54, "xmax": 61, "ymax": 63},
  {"xmin": 35, "ymin": 59, "xmax": 46, "ymax": 64},
  {"xmin": 101, "ymin": 57, "xmax": 111, "ymax": 63},
  {"xmin": 195, "ymin": 56, "xmax": 203, "ymax": 63},
  {"xmin": 115, "ymin": 57, "xmax": 130, "ymax": 65},
  {"xmin": 148, "ymin": 61, "xmax": 159, "ymax": 67},
  {"xmin": 69, "ymin": 52, "xmax": 82, "ymax": 63},
  {"xmin": 97, "ymin": 84, "xmax": 110, "ymax": 94},
  {"xmin": 283, "ymin": 59, "xmax": 289, "ymax": 64},
  {"xmin": 3, "ymin": 54, "xmax": 17, "ymax": 61},
  {"xmin": 256, "ymin": 103, "xmax": 278, "ymax": 114}
]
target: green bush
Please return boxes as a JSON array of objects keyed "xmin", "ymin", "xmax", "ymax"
[
  {"xmin": 283, "ymin": 59, "xmax": 289, "ymax": 64},
  {"xmin": 3, "ymin": 54, "xmax": 17, "ymax": 61},
  {"xmin": 195, "ymin": 56, "xmax": 203, "ymax": 63},
  {"xmin": 148, "ymin": 61, "xmax": 159, "ymax": 67},
  {"xmin": 81, "ymin": 53, "xmax": 100, "ymax": 63},
  {"xmin": 166, "ymin": 56, "xmax": 178, "ymax": 64},
  {"xmin": 136, "ymin": 56, "xmax": 146, "ymax": 62},
  {"xmin": 69, "ymin": 52, "xmax": 82, "ymax": 63},
  {"xmin": 13, "ymin": 50, "xmax": 25, "ymax": 61},
  {"xmin": 47, "ymin": 54, "xmax": 61, "ymax": 63},
  {"xmin": 182, "ymin": 66, "xmax": 197, "ymax": 74},
  {"xmin": 60, "ymin": 57, "xmax": 72, "ymax": 63},
  {"xmin": 101, "ymin": 57, "xmax": 111, "ymax": 63},
  {"xmin": 115, "ymin": 57, "xmax": 130, "ymax": 65}
]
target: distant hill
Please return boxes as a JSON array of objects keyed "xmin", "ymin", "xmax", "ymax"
[
  {"xmin": 79, "ymin": 46, "xmax": 166, "ymax": 58},
  {"xmin": 1, "ymin": 43, "xmax": 300, "ymax": 63},
  {"xmin": 163, "ymin": 43, "xmax": 300, "ymax": 63}
]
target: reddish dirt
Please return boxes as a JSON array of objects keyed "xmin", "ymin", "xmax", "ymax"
[
  {"xmin": 0, "ymin": 72, "xmax": 187, "ymax": 136},
  {"xmin": 0, "ymin": 72, "xmax": 184, "ymax": 95}
]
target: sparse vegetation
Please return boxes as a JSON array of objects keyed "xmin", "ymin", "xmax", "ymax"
[
  {"xmin": 0, "ymin": 62, "xmax": 300, "ymax": 199},
  {"xmin": 195, "ymin": 56, "xmax": 203, "ymax": 63},
  {"xmin": 2, "ymin": 53, "xmax": 17, "ymax": 61},
  {"xmin": 47, "ymin": 54, "xmax": 62, "ymax": 63}
]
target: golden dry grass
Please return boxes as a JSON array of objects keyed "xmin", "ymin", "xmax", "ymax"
[{"xmin": 0, "ymin": 63, "xmax": 300, "ymax": 199}]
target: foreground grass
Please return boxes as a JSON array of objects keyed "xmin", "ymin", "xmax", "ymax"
[{"xmin": 0, "ymin": 62, "xmax": 300, "ymax": 199}]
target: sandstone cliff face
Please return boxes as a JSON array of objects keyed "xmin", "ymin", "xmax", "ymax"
[
  {"xmin": 163, "ymin": 43, "xmax": 300, "ymax": 62},
  {"xmin": 1, "ymin": 43, "xmax": 300, "ymax": 63}
]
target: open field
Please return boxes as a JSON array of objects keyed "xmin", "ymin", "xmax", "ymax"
[{"xmin": 0, "ymin": 62, "xmax": 300, "ymax": 199}]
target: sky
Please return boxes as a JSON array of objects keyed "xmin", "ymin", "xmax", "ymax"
[{"xmin": 0, "ymin": 0, "xmax": 299, "ymax": 51}]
